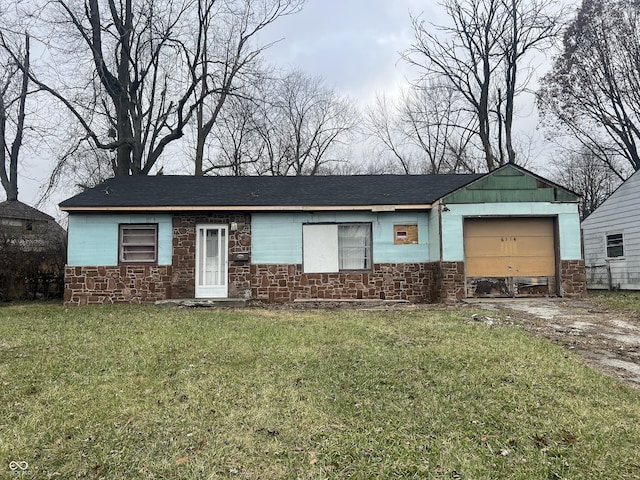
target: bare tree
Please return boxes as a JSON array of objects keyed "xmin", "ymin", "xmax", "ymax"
[
  {"xmin": 192, "ymin": 0, "xmax": 303, "ymax": 175},
  {"xmin": 539, "ymin": 0, "xmax": 640, "ymax": 178},
  {"xmin": 0, "ymin": 32, "xmax": 29, "ymax": 201},
  {"xmin": 365, "ymin": 82, "xmax": 477, "ymax": 174},
  {"xmin": 365, "ymin": 93, "xmax": 414, "ymax": 174},
  {"xmin": 199, "ymin": 94, "xmax": 265, "ymax": 176},
  {"xmin": 10, "ymin": 0, "xmax": 301, "ymax": 183},
  {"xmin": 499, "ymin": 0, "xmax": 563, "ymax": 164},
  {"xmin": 550, "ymin": 149, "xmax": 622, "ymax": 220},
  {"xmin": 405, "ymin": 0, "xmax": 563, "ymax": 170},
  {"xmin": 253, "ymin": 70, "xmax": 358, "ymax": 176}
]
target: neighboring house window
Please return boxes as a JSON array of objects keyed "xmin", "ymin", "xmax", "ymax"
[
  {"xmin": 606, "ymin": 233, "xmax": 624, "ymax": 258},
  {"xmin": 119, "ymin": 224, "xmax": 158, "ymax": 263},
  {"xmin": 303, "ymin": 223, "xmax": 372, "ymax": 273}
]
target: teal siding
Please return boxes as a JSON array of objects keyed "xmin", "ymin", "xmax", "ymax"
[
  {"xmin": 558, "ymin": 212, "xmax": 582, "ymax": 260},
  {"xmin": 68, "ymin": 214, "xmax": 173, "ymax": 266},
  {"xmin": 251, "ymin": 212, "xmax": 430, "ymax": 264},
  {"xmin": 440, "ymin": 203, "xmax": 582, "ymax": 262}
]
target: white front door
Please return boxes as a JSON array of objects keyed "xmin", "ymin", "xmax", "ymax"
[{"xmin": 196, "ymin": 225, "xmax": 228, "ymax": 298}]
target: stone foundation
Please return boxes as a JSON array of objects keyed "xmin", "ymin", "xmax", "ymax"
[
  {"xmin": 251, "ymin": 263, "xmax": 430, "ymax": 302},
  {"xmin": 64, "ymin": 265, "xmax": 172, "ymax": 305},
  {"xmin": 560, "ymin": 259, "xmax": 586, "ymax": 297}
]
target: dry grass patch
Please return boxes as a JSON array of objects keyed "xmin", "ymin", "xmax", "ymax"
[{"xmin": 588, "ymin": 290, "xmax": 640, "ymax": 315}]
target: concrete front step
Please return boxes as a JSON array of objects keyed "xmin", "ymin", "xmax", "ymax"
[{"xmin": 156, "ymin": 298, "xmax": 248, "ymax": 308}]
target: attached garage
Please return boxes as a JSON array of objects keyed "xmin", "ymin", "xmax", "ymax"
[
  {"xmin": 464, "ymin": 217, "xmax": 558, "ymax": 297},
  {"xmin": 435, "ymin": 164, "xmax": 582, "ymax": 301}
]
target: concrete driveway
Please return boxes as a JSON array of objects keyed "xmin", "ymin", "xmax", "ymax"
[{"xmin": 465, "ymin": 297, "xmax": 640, "ymax": 386}]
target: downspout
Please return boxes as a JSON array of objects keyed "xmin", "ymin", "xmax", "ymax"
[{"xmin": 436, "ymin": 200, "xmax": 444, "ymax": 302}]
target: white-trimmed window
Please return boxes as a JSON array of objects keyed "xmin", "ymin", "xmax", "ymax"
[
  {"xmin": 119, "ymin": 224, "xmax": 158, "ymax": 263},
  {"xmin": 606, "ymin": 232, "xmax": 624, "ymax": 258},
  {"xmin": 303, "ymin": 223, "xmax": 372, "ymax": 273}
]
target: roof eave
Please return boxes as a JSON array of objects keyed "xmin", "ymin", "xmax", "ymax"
[{"xmin": 60, "ymin": 204, "xmax": 435, "ymax": 213}]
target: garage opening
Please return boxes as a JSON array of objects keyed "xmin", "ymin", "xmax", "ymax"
[{"xmin": 464, "ymin": 217, "xmax": 557, "ymax": 297}]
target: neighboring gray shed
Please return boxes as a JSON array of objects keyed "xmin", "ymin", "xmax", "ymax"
[
  {"xmin": 582, "ymin": 169, "xmax": 640, "ymax": 290},
  {"xmin": 0, "ymin": 200, "xmax": 66, "ymax": 251}
]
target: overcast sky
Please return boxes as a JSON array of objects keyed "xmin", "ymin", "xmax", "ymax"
[{"xmin": 260, "ymin": 0, "xmax": 432, "ymax": 102}]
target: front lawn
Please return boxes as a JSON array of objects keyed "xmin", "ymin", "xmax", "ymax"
[{"xmin": 1, "ymin": 304, "xmax": 639, "ymax": 479}]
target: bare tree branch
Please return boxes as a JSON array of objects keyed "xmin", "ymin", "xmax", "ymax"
[
  {"xmin": 539, "ymin": 0, "xmax": 640, "ymax": 175},
  {"xmin": 405, "ymin": 0, "xmax": 563, "ymax": 171}
]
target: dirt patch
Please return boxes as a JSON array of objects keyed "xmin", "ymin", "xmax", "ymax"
[{"xmin": 466, "ymin": 298, "xmax": 640, "ymax": 387}]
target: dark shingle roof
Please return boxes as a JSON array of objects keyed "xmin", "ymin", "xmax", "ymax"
[
  {"xmin": 0, "ymin": 200, "xmax": 56, "ymax": 221},
  {"xmin": 59, "ymin": 174, "xmax": 484, "ymax": 210}
]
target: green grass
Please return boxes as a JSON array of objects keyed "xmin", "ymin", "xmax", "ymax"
[
  {"xmin": 588, "ymin": 290, "xmax": 640, "ymax": 315},
  {"xmin": 1, "ymin": 304, "xmax": 640, "ymax": 479}
]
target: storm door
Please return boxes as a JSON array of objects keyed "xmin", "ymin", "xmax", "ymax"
[{"xmin": 195, "ymin": 225, "xmax": 228, "ymax": 298}]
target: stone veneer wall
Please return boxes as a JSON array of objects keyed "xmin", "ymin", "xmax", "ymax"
[
  {"xmin": 560, "ymin": 259, "xmax": 586, "ymax": 297},
  {"xmin": 64, "ymin": 265, "xmax": 172, "ymax": 305},
  {"xmin": 172, "ymin": 213, "xmax": 252, "ymax": 299},
  {"xmin": 427, "ymin": 261, "xmax": 465, "ymax": 304},
  {"xmin": 251, "ymin": 263, "xmax": 430, "ymax": 302}
]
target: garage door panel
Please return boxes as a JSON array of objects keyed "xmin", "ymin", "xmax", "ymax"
[
  {"xmin": 465, "ymin": 236, "xmax": 554, "ymax": 258},
  {"xmin": 464, "ymin": 237, "xmax": 510, "ymax": 257},
  {"xmin": 466, "ymin": 257, "xmax": 515, "ymax": 277},
  {"xmin": 508, "ymin": 256, "xmax": 555, "ymax": 276},
  {"xmin": 510, "ymin": 237, "xmax": 555, "ymax": 256},
  {"xmin": 464, "ymin": 217, "xmax": 556, "ymax": 280},
  {"xmin": 467, "ymin": 256, "xmax": 555, "ymax": 276},
  {"xmin": 464, "ymin": 218, "xmax": 553, "ymax": 238}
]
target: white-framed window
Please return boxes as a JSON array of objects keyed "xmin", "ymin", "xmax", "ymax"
[
  {"xmin": 606, "ymin": 232, "xmax": 624, "ymax": 258},
  {"xmin": 119, "ymin": 224, "xmax": 158, "ymax": 263},
  {"xmin": 303, "ymin": 223, "xmax": 372, "ymax": 273}
]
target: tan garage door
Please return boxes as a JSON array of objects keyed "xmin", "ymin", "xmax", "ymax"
[{"xmin": 464, "ymin": 218, "xmax": 556, "ymax": 296}]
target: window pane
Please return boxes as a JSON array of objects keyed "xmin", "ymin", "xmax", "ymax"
[
  {"xmin": 606, "ymin": 233, "xmax": 624, "ymax": 258},
  {"xmin": 121, "ymin": 225, "xmax": 157, "ymax": 263},
  {"xmin": 339, "ymin": 224, "xmax": 371, "ymax": 270},
  {"xmin": 122, "ymin": 245, "xmax": 156, "ymax": 261},
  {"xmin": 123, "ymin": 229, "xmax": 156, "ymax": 244}
]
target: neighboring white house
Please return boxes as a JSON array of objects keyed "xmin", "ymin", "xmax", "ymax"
[{"xmin": 582, "ymin": 169, "xmax": 640, "ymax": 290}]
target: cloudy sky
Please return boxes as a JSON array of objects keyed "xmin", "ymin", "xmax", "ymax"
[{"xmin": 260, "ymin": 0, "xmax": 432, "ymax": 102}]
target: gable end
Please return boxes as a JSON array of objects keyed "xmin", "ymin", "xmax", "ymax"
[{"xmin": 442, "ymin": 164, "xmax": 578, "ymax": 204}]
